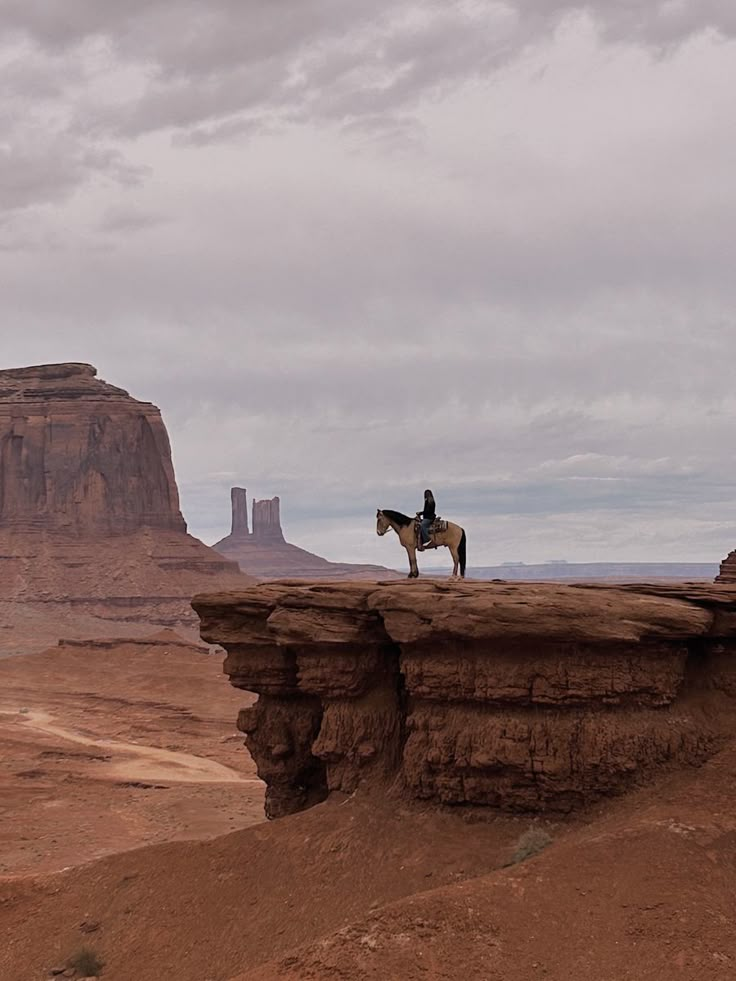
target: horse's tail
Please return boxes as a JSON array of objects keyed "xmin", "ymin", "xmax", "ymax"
[{"xmin": 458, "ymin": 528, "xmax": 466, "ymax": 578}]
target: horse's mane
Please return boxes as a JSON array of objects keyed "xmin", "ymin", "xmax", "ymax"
[{"xmin": 381, "ymin": 509, "xmax": 413, "ymax": 527}]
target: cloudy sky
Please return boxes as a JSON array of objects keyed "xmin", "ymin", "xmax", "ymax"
[{"xmin": 2, "ymin": 1, "xmax": 735, "ymax": 567}]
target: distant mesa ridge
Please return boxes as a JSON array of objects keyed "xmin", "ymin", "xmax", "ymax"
[{"xmin": 459, "ymin": 561, "xmax": 720, "ymax": 582}]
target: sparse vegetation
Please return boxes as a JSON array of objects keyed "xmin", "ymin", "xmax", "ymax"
[
  {"xmin": 506, "ymin": 826, "xmax": 553, "ymax": 866},
  {"xmin": 68, "ymin": 946, "xmax": 104, "ymax": 976}
]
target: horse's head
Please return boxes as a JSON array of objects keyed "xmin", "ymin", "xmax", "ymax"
[{"xmin": 376, "ymin": 509, "xmax": 391, "ymax": 536}]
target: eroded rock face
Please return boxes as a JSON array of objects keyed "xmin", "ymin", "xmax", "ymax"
[
  {"xmin": 194, "ymin": 580, "xmax": 736, "ymax": 816},
  {"xmin": 0, "ymin": 363, "xmax": 185, "ymax": 536},
  {"xmin": 252, "ymin": 496, "xmax": 285, "ymax": 542},
  {"xmin": 231, "ymin": 487, "xmax": 250, "ymax": 536},
  {"xmin": 0, "ymin": 363, "xmax": 251, "ymax": 641}
]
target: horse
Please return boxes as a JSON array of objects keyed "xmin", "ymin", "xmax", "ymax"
[{"xmin": 376, "ymin": 508, "xmax": 467, "ymax": 579}]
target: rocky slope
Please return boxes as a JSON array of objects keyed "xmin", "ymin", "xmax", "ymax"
[
  {"xmin": 213, "ymin": 486, "xmax": 398, "ymax": 580},
  {"xmin": 194, "ymin": 579, "xmax": 736, "ymax": 818},
  {"xmin": 0, "ymin": 363, "xmax": 251, "ymax": 647}
]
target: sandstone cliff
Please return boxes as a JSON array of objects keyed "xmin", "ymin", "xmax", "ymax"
[
  {"xmin": 213, "ymin": 486, "xmax": 398, "ymax": 581},
  {"xmin": 0, "ymin": 363, "xmax": 251, "ymax": 650},
  {"xmin": 194, "ymin": 579, "xmax": 736, "ymax": 817},
  {"xmin": 0, "ymin": 363, "xmax": 185, "ymax": 536}
]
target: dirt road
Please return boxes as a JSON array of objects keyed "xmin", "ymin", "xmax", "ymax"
[{"xmin": 1, "ymin": 707, "xmax": 255, "ymax": 785}]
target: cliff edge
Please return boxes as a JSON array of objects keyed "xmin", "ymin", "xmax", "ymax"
[{"xmin": 194, "ymin": 579, "xmax": 736, "ymax": 817}]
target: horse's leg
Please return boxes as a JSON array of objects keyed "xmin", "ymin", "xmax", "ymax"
[
  {"xmin": 405, "ymin": 545, "xmax": 419, "ymax": 578},
  {"xmin": 448, "ymin": 543, "xmax": 459, "ymax": 578}
]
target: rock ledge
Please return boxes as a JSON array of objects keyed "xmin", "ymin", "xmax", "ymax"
[{"xmin": 194, "ymin": 579, "xmax": 736, "ymax": 816}]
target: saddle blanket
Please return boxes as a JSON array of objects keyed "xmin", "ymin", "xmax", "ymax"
[{"xmin": 416, "ymin": 516, "xmax": 448, "ymax": 534}]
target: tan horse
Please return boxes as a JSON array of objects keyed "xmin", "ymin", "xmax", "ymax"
[{"xmin": 376, "ymin": 508, "xmax": 467, "ymax": 579}]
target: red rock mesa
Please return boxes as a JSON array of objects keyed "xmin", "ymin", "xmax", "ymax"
[
  {"xmin": 0, "ymin": 363, "xmax": 251, "ymax": 650},
  {"xmin": 195, "ymin": 578, "xmax": 736, "ymax": 819}
]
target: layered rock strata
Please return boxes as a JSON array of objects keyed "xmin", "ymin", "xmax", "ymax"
[
  {"xmin": 717, "ymin": 551, "xmax": 736, "ymax": 583},
  {"xmin": 0, "ymin": 363, "xmax": 251, "ymax": 644},
  {"xmin": 0, "ymin": 362, "xmax": 186, "ymax": 536},
  {"xmin": 194, "ymin": 580, "xmax": 736, "ymax": 817},
  {"xmin": 214, "ymin": 486, "xmax": 397, "ymax": 581}
]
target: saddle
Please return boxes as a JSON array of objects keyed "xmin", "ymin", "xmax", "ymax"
[{"xmin": 414, "ymin": 515, "xmax": 447, "ymax": 548}]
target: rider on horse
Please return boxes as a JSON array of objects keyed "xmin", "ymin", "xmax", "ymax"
[{"xmin": 418, "ymin": 488, "xmax": 436, "ymax": 549}]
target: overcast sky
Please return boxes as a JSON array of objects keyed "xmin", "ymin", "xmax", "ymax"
[{"xmin": 2, "ymin": 1, "xmax": 735, "ymax": 567}]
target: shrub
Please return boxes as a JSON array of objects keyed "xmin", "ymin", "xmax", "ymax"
[
  {"xmin": 507, "ymin": 826, "xmax": 553, "ymax": 866},
  {"xmin": 69, "ymin": 946, "xmax": 104, "ymax": 976}
]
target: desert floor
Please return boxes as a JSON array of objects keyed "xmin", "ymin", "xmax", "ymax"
[{"xmin": 0, "ymin": 635, "xmax": 263, "ymax": 876}]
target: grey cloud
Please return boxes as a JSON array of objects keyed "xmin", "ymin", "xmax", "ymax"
[
  {"xmin": 2, "ymin": 3, "xmax": 735, "ymax": 564},
  {"xmin": 563, "ymin": 0, "xmax": 736, "ymax": 44},
  {"xmin": 5, "ymin": 1, "xmax": 735, "ymax": 141},
  {"xmin": 0, "ymin": 133, "xmax": 142, "ymax": 213},
  {"xmin": 3, "ymin": 0, "xmax": 733, "ymax": 218},
  {"xmin": 97, "ymin": 206, "xmax": 168, "ymax": 233}
]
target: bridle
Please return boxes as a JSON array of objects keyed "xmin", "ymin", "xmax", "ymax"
[{"xmin": 376, "ymin": 510, "xmax": 392, "ymax": 536}]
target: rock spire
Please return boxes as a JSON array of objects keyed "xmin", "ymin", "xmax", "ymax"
[
  {"xmin": 252, "ymin": 496, "xmax": 285, "ymax": 542},
  {"xmin": 214, "ymin": 487, "xmax": 398, "ymax": 580},
  {"xmin": 231, "ymin": 487, "xmax": 250, "ymax": 536}
]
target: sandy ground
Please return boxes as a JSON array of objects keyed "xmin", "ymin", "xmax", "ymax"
[
  {"xmin": 0, "ymin": 636, "xmax": 264, "ymax": 875},
  {"xmin": 4, "ymin": 608, "xmax": 736, "ymax": 980},
  {"xmin": 5, "ymin": 747, "xmax": 736, "ymax": 981}
]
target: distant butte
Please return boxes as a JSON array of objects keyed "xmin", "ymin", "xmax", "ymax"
[
  {"xmin": 0, "ymin": 363, "xmax": 253, "ymax": 652},
  {"xmin": 195, "ymin": 578, "xmax": 736, "ymax": 819},
  {"xmin": 213, "ymin": 486, "xmax": 399, "ymax": 581}
]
